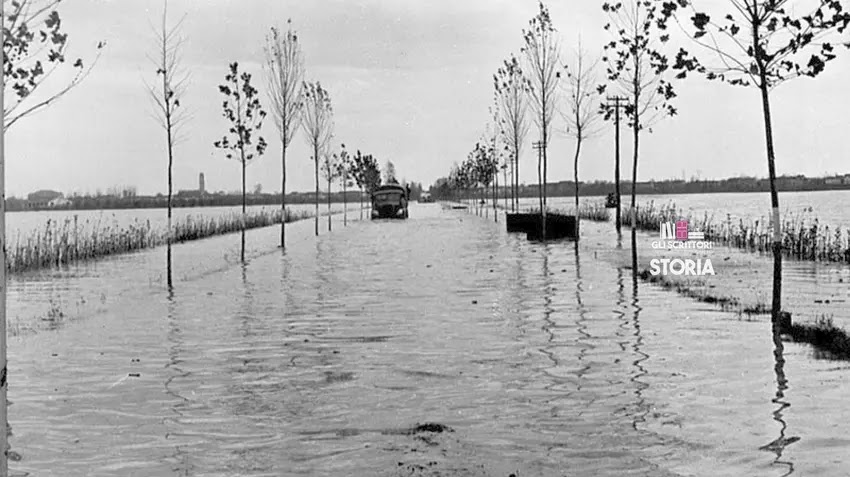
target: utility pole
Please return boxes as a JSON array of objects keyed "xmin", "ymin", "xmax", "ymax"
[
  {"xmin": 607, "ymin": 96, "xmax": 626, "ymax": 235},
  {"xmin": 0, "ymin": 4, "xmax": 8, "ymax": 475},
  {"xmin": 502, "ymin": 164, "xmax": 508, "ymax": 211},
  {"xmin": 532, "ymin": 140, "xmax": 546, "ymax": 239}
]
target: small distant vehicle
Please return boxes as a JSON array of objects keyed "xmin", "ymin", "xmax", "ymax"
[
  {"xmin": 371, "ymin": 184, "xmax": 408, "ymax": 219},
  {"xmin": 420, "ymin": 192, "xmax": 433, "ymax": 203}
]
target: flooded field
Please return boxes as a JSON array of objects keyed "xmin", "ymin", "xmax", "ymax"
[
  {"xmin": 5, "ymin": 203, "xmax": 364, "ymax": 238},
  {"xmin": 7, "ymin": 204, "xmax": 850, "ymax": 476},
  {"xmin": 518, "ymin": 190, "xmax": 850, "ymax": 227}
]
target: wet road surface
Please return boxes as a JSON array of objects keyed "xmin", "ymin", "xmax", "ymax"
[{"xmin": 7, "ymin": 204, "xmax": 850, "ymax": 476}]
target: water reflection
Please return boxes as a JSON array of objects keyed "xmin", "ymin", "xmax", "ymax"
[
  {"xmin": 539, "ymin": 244, "xmax": 557, "ymax": 369},
  {"xmin": 629, "ymin": 228, "xmax": 649, "ymax": 434},
  {"xmin": 167, "ymin": 243, "xmax": 173, "ymax": 291},
  {"xmin": 164, "ymin": 286, "xmax": 192, "ymax": 475},
  {"xmin": 240, "ymin": 229, "xmax": 246, "ymax": 263},
  {"xmin": 573, "ymin": 243, "xmax": 592, "ymax": 389},
  {"xmin": 9, "ymin": 205, "xmax": 848, "ymax": 475},
  {"xmin": 759, "ymin": 322, "xmax": 798, "ymax": 476}
]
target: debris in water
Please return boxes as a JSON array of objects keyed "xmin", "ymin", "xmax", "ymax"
[{"xmin": 405, "ymin": 422, "xmax": 454, "ymax": 434}]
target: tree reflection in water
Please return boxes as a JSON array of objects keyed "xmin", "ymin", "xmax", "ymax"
[
  {"xmin": 164, "ymin": 286, "xmax": 192, "ymax": 475},
  {"xmin": 573, "ymin": 242, "xmax": 592, "ymax": 389},
  {"xmin": 629, "ymin": 227, "xmax": 650, "ymax": 433},
  {"xmin": 759, "ymin": 321, "xmax": 798, "ymax": 476}
]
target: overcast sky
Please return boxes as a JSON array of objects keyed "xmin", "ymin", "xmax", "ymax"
[{"xmin": 6, "ymin": 0, "xmax": 849, "ymax": 197}]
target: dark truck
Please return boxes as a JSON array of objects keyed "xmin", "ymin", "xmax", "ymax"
[{"xmin": 371, "ymin": 184, "xmax": 408, "ymax": 219}]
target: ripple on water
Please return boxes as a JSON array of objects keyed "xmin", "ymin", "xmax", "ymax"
[{"xmin": 6, "ymin": 205, "xmax": 850, "ymax": 476}]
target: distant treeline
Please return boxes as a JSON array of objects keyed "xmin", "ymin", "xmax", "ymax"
[
  {"xmin": 8, "ymin": 191, "xmax": 371, "ymax": 213},
  {"xmin": 430, "ymin": 174, "xmax": 850, "ymax": 200}
]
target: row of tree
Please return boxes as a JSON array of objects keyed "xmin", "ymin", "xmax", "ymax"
[
  {"xmin": 149, "ymin": 3, "xmax": 410, "ymax": 273},
  {"xmin": 436, "ymin": 0, "xmax": 849, "ymax": 330},
  {"xmin": 439, "ymin": 2, "xmax": 603, "ymax": 237}
]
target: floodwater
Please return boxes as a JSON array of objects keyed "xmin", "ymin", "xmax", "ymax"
[
  {"xmin": 7, "ymin": 204, "xmax": 850, "ymax": 476},
  {"xmin": 5, "ymin": 202, "xmax": 361, "ymax": 238},
  {"xmin": 518, "ymin": 189, "xmax": 850, "ymax": 228}
]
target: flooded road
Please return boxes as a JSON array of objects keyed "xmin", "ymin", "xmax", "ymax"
[{"xmin": 8, "ymin": 205, "xmax": 850, "ymax": 476}]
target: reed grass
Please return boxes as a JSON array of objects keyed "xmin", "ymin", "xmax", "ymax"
[
  {"xmin": 624, "ymin": 201, "xmax": 850, "ymax": 264},
  {"xmin": 520, "ymin": 201, "xmax": 611, "ymax": 222},
  {"xmin": 7, "ymin": 208, "xmax": 314, "ymax": 273},
  {"xmin": 787, "ymin": 314, "xmax": 850, "ymax": 360},
  {"xmin": 638, "ymin": 267, "xmax": 850, "ymax": 360}
]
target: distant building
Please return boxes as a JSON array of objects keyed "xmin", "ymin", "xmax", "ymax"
[
  {"xmin": 177, "ymin": 172, "xmax": 207, "ymax": 199},
  {"xmin": 26, "ymin": 190, "xmax": 63, "ymax": 208},
  {"xmin": 48, "ymin": 197, "xmax": 71, "ymax": 208},
  {"xmin": 176, "ymin": 189, "xmax": 203, "ymax": 199}
]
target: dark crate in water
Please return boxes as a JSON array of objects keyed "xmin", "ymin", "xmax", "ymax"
[
  {"xmin": 506, "ymin": 213, "xmax": 540, "ymax": 232},
  {"xmin": 525, "ymin": 213, "xmax": 578, "ymax": 241}
]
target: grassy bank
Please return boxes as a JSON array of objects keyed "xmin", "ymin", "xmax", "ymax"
[
  {"xmin": 494, "ymin": 201, "xmax": 611, "ymax": 222},
  {"xmin": 623, "ymin": 201, "xmax": 850, "ymax": 264},
  {"xmin": 635, "ymin": 267, "xmax": 850, "ymax": 360},
  {"xmin": 8, "ymin": 208, "xmax": 315, "ymax": 273}
]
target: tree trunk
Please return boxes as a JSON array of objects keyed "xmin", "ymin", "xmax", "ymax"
[
  {"xmin": 574, "ymin": 134, "xmax": 582, "ymax": 239},
  {"xmin": 760, "ymin": 77, "xmax": 782, "ymax": 325},
  {"xmin": 241, "ymin": 152, "xmax": 246, "ymax": 263},
  {"xmin": 542, "ymin": 139, "xmax": 548, "ymax": 240},
  {"xmin": 503, "ymin": 166, "xmax": 508, "ymax": 210},
  {"xmin": 631, "ymin": 90, "xmax": 639, "ymax": 225},
  {"xmin": 511, "ymin": 147, "xmax": 519, "ymax": 211},
  {"xmin": 314, "ymin": 148, "xmax": 319, "ymax": 236},
  {"xmin": 327, "ymin": 174, "xmax": 332, "ymax": 232},
  {"xmin": 166, "ymin": 135, "xmax": 173, "ymax": 289},
  {"xmin": 537, "ymin": 145, "xmax": 544, "ymax": 236},
  {"xmin": 280, "ymin": 145, "xmax": 286, "ymax": 248},
  {"xmin": 0, "ymin": 11, "xmax": 9, "ymax": 473},
  {"xmin": 492, "ymin": 175, "xmax": 497, "ymax": 223},
  {"xmin": 614, "ymin": 101, "xmax": 622, "ymax": 235}
]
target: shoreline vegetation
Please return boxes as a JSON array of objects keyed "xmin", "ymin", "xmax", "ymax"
[
  {"xmin": 430, "ymin": 174, "xmax": 850, "ymax": 204},
  {"xmin": 623, "ymin": 201, "xmax": 850, "ymax": 264},
  {"xmin": 636, "ymin": 268, "xmax": 850, "ymax": 360},
  {"xmin": 456, "ymin": 200, "xmax": 850, "ymax": 360},
  {"xmin": 17, "ymin": 174, "xmax": 850, "ymax": 214},
  {"xmin": 7, "ymin": 207, "xmax": 337, "ymax": 274}
]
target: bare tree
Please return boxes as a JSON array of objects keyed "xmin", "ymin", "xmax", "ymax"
[
  {"xmin": 666, "ymin": 0, "xmax": 850, "ymax": 329},
  {"xmin": 562, "ymin": 41, "xmax": 602, "ymax": 237},
  {"xmin": 145, "ymin": 0, "xmax": 189, "ymax": 290},
  {"xmin": 1, "ymin": 4, "xmax": 102, "ymax": 471},
  {"xmin": 213, "ymin": 62, "xmax": 268, "ymax": 262},
  {"xmin": 522, "ymin": 1, "xmax": 561, "ymax": 239},
  {"xmin": 494, "ymin": 55, "xmax": 530, "ymax": 213},
  {"xmin": 334, "ymin": 144, "xmax": 352, "ymax": 226},
  {"xmin": 600, "ymin": 0, "xmax": 679, "ymax": 222},
  {"xmin": 384, "ymin": 160, "xmax": 397, "ymax": 184},
  {"xmin": 485, "ymin": 113, "xmax": 501, "ymax": 222},
  {"xmin": 351, "ymin": 150, "xmax": 366, "ymax": 219},
  {"xmin": 323, "ymin": 149, "xmax": 339, "ymax": 231},
  {"xmin": 301, "ymin": 81, "xmax": 334, "ymax": 236},
  {"xmin": 264, "ymin": 20, "xmax": 305, "ymax": 249}
]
